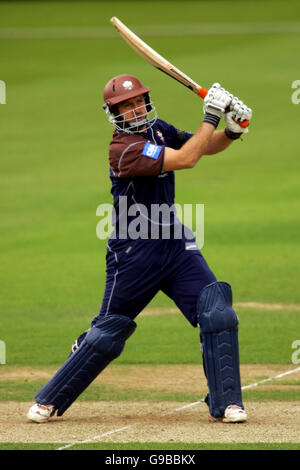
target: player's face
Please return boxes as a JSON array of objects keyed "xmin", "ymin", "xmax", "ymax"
[{"xmin": 118, "ymin": 94, "xmax": 147, "ymax": 127}]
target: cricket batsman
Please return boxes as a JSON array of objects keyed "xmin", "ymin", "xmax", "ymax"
[{"xmin": 27, "ymin": 75, "xmax": 252, "ymax": 424}]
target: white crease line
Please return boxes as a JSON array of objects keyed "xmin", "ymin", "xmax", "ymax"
[
  {"xmin": 1, "ymin": 22, "xmax": 300, "ymax": 39},
  {"xmin": 142, "ymin": 302, "xmax": 300, "ymax": 316},
  {"xmin": 168, "ymin": 365, "xmax": 300, "ymax": 412},
  {"xmin": 241, "ymin": 365, "xmax": 300, "ymax": 390},
  {"xmin": 56, "ymin": 425, "xmax": 132, "ymax": 451},
  {"xmin": 56, "ymin": 365, "xmax": 300, "ymax": 450}
]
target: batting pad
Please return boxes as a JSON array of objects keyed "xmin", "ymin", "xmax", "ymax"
[
  {"xmin": 35, "ymin": 314, "xmax": 136, "ymax": 416},
  {"xmin": 197, "ymin": 281, "xmax": 244, "ymax": 418}
]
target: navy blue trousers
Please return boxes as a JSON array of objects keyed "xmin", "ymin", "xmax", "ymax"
[{"xmin": 92, "ymin": 232, "xmax": 216, "ymax": 328}]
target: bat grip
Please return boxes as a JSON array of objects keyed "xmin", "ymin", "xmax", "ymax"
[
  {"xmin": 197, "ymin": 87, "xmax": 249, "ymax": 129},
  {"xmin": 198, "ymin": 87, "xmax": 208, "ymax": 99}
]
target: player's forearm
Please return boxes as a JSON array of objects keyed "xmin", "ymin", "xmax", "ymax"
[
  {"xmin": 180, "ymin": 122, "xmax": 215, "ymax": 166},
  {"xmin": 163, "ymin": 122, "xmax": 214, "ymax": 171},
  {"xmin": 204, "ymin": 129, "xmax": 233, "ymax": 155}
]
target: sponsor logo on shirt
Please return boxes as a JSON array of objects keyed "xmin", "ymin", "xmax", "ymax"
[{"xmin": 142, "ymin": 141, "xmax": 162, "ymax": 160}]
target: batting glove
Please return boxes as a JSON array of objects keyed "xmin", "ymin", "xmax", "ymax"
[
  {"xmin": 203, "ymin": 83, "xmax": 233, "ymax": 128},
  {"xmin": 225, "ymin": 98, "xmax": 252, "ymax": 139}
]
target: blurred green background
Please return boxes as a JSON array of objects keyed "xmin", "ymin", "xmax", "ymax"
[{"xmin": 0, "ymin": 0, "xmax": 300, "ymax": 366}]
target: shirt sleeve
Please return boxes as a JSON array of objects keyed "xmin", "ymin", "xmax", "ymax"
[
  {"xmin": 109, "ymin": 135, "xmax": 165, "ymax": 178},
  {"xmin": 156, "ymin": 120, "xmax": 193, "ymax": 149},
  {"xmin": 175, "ymin": 129, "xmax": 194, "ymax": 148},
  {"xmin": 169, "ymin": 125, "xmax": 193, "ymax": 149}
]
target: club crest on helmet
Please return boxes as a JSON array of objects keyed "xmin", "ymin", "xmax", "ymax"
[{"xmin": 122, "ymin": 80, "xmax": 133, "ymax": 90}]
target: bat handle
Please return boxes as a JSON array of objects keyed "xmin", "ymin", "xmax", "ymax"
[
  {"xmin": 197, "ymin": 87, "xmax": 208, "ymax": 99},
  {"xmin": 197, "ymin": 87, "xmax": 250, "ymax": 129}
]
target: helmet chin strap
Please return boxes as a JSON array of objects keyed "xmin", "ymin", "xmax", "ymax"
[
  {"xmin": 126, "ymin": 107, "xmax": 148, "ymax": 131},
  {"xmin": 127, "ymin": 118, "xmax": 147, "ymax": 131}
]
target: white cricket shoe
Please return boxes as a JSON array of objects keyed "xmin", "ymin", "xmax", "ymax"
[
  {"xmin": 223, "ymin": 405, "xmax": 247, "ymax": 423},
  {"xmin": 27, "ymin": 403, "xmax": 55, "ymax": 423},
  {"xmin": 209, "ymin": 405, "xmax": 247, "ymax": 423}
]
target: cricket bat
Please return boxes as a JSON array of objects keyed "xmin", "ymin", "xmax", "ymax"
[{"xmin": 110, "ymin": 17, "xmax": 249, "ymax": 128}]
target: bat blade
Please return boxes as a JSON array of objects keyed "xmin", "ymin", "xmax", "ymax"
[{"xmin": 110, "ymin": 16, "xmax": 207, "ymax": 98}]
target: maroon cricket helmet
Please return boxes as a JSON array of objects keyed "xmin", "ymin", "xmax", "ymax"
[{"xmin": 103, "ymin": 74, "xmax": 150, "ymax": 110}]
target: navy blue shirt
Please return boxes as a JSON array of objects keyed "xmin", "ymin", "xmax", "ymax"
[{"xmin": 108, "ymin": 119, "xmax": 193, "ymax": 239}]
